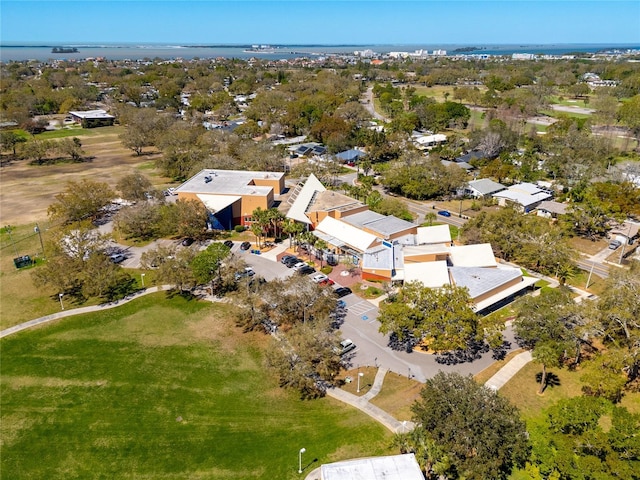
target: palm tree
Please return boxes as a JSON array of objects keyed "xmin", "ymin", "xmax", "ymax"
[
  {"xmin": 425, "ymin": 212, "xmax": 437, "ymax": 226},
  {"xmin": 282, "ymin": 219, "xmax": 304, "ymax": 248}
]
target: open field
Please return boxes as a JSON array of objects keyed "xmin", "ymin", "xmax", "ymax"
[
  {"xmin": 0, "ymin": 293, "xmax": 392, "ymax": 479},
  {"xmin": 500, "ymin": 361, "xmax": 640, "ymax": 421},
  {"xmin": 369, "ymin": 372, "xmax": 422, "ymax": 423},
  {"xmin": 0, "ymin": 126, "xmax": 170, "ymax": 225}
]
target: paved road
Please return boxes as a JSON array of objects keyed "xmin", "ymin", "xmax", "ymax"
[{"xmin": 362, "ymin": 86, "xmax": 389, "ymax": 123}]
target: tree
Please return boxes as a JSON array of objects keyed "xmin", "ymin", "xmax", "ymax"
[
  {"xmin": 265, "ymin": 320, "xmax": 342, "ymax": 399},
  {"xmin": 0, "ymin": 131, "xmax": 26, "ymax": 156},
  {"xmin": 617, "ymin": 94, "xmax": 640, "ymax": 151},
  {"xmin": 56, "ymin": 137, "xmax": 84, "ymax": 162},
  {"xmin": 528, "ymin": 397, "xmax": 640, "ymax": 480},
  {"xmin": 113, "ymin": 203, "xmax": 163, "ymax": 240},
  {"xmin": 48, "ymin": 179, "xmax": 115, "ymax": 224},
  {"xmin": 410, "ymin": 372, "xmax": 529, "ymax": 480},
  {"xmin": 116, "ymin": 172, "xmax": 159, "ymax": 202},
  {"xmin": 282, "ymin": 219, "xmax": 305, "ymax": 248},
  {"xmin": 164, "ymin": 199, "xmax": 209, "ymax": 240},
  {"xmin": 190, "ymin": 242, "xmax": 231, "ymax": 291},
  {"xmin": 514, "ymin": 288, "xmax": 575, "ymax": 394},
  {"xmin": 378, "ymin": 282, "xmax": 481, "ymax": 352},
  {"xmin": 31, "ymin": 222, "xmax": 132, "ymax": 301},
  {"xmin": 20, "ymin": 138, "xmax": 54, "ymax": 164}
]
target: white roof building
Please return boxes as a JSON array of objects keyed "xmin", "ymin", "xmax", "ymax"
[
  {"xmin": 404, "ymin": 261, "xmax": 451, "ymax": 288},
  {"xmin": 449, "ymin": 243, "xmax": 497, "ymax": 268},
  {"xmin": 493, "ymin": 182, "xmax": 552, "ymax": 212},
  {"xmin": 314, "ymin": 216, "xmax": 379, "ymax": 254},
  {"xmin": 415, "ymin": 225, "xmax": 452, "ymax": 245},
  {"xmin": 286, "ymin": 173, "xmax": 326, "ymax": 225},
  {"xmin": 321, "ymin": 454, "xmax": 424, "ymax": 480}
]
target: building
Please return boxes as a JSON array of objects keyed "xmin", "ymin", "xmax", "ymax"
[
  {"xmin": 335, "ymin": 149, "xmax": 366, "ymax": 163},
  {"xmin": 536, "ymin": 200, "xmax": 569, "ymax": 219},
  {"xmin": 413, "ymin": 133, "xmax": 447, "ymax": 149},
  {"xmin": 174, "ymin": 169, "xmax": 285, "ymax": 229},
  {"xmin": 465, "ymin": 178, "xmax": 507, "ymax": 198},
  {"xmin": 492, "ymin": 182, "xmax": 552, "ymax": 212},
  {"xmin": 320, "ymin": 454, "xmax": 424, "ymax": 480},
  {"xmin": 68, "ymin": 109, "xmax": 115, "ymax": 128}
]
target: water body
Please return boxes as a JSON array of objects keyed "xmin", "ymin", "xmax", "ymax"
[{"xmin": 1, "ymin": 43, "xmax": 638, "ymax": 62}]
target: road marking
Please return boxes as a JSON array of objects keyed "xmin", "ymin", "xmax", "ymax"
[
  {"xmin": 361, "ymin": 315, "xmax": 368, "ymax": 321},
  {"xmin": 349, "ymin": 301, "xmax": 376, "ymax": 316}
]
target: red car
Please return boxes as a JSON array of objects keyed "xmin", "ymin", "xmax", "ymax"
[{"xmin": 319, "ymin": 278, "xmax": 335, "ymax": 286}]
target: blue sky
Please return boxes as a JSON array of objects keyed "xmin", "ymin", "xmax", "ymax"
[{"xmin": 2, "ymin": 1, "xmax": 639, "ymax": 45}]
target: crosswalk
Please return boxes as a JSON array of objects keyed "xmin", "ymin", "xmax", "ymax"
[{"xmin": 348, "ymin": 300, "xmax": 377, "ymax": 317}]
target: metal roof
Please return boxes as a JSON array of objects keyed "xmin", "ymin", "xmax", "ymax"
[
  {"xmin": 404, "ymin": 261, "xmax": 451, "ymax": 288},
  {"xmin": 467, "ymin": 178, "xmax": 506, "ymax": 196},
  {"xmin": 341, "ymin": 211, "xmax": 415, "ymax": 238},
  {"xmin": 286, "ymin": 173, "xmax": 326, "ymax": 224},
  {"xmin": 314, "ymin": 216, "xmax": 378, "ymax": 253},
  {"xmin": 450, "ymin": 265, "xmax": 521, "ymax": 299}
]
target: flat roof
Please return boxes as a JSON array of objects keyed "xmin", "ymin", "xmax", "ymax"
[
  {"xmin": 312, "ymin": 190, "xmax": 363, "ymax": 212},
  {"xmin": 321, "ymin": 454, "xmax": 424, "ymax": 480},
  {"xmin": 468, "ymin": 178, "xmax": 506, "ymax": 196},
  {"xmin": 415, "ymin": 225, "xmax": 451, "ymax": 245},
  {"xmin": 69, "ymin": 109, "xmax": 114, "ymax": 119},
  {"xmin": 363, "ymin": 243, "xmax": 403, "ymax": 271},
  {"xmin": 404, "ymin": 260, "xmax": 451, "ymax": 288},
  {"xmin": 175, "ymin": 169, "xmax": 284, "ymax": 197},
  {"xmin": 341, "ymin": 210, "xmax": 415, "ymax": 237},
  {"xmin": 449, "ymin": 243, "xmax": 497, "ymax": 267}
]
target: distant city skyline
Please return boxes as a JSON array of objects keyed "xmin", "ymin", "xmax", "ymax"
[{"xmin": 2, "ymin": 1, "xmax": 639, "ymax": 45}]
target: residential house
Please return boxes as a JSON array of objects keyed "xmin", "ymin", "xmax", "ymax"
[
  {"xmin": 465, "ymin": 178, "xmax": 507, "ymax": 199},
  {"xmin": 536, "ymin": 200, "xmax": 569, "ymax": 219},
  {"xmin": 335, "ymin": 148, "xmax": 366, "ymax": 164},
  {"xmin": 492, "ymin": 182, "xmax": 552, "ymax": 212}
]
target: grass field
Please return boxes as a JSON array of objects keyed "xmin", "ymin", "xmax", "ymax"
[
  {"xmin": 0, "ymin": 293, "xmax": 392, "ymax": 479},
  {"xmin": 0, "ymin": 126, "xmax": 170, "ymax": 226}
]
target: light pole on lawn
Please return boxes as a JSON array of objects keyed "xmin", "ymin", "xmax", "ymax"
[
  {"xmin": 58, "ymin": 293, "xmax": 64, "ymax": 311},
  {"xmin": 298, "ymin": 447, "xmax": 306, "ymax": 474},
  {"xmin": 141, "ymin": 273, "xmax": 146, "ymax": 287},
  {"xmin": 357, "ymin": 372, "xmax": 364, "ymax": 393}
]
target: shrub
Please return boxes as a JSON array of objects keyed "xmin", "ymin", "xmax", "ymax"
[
  {"xmin": 321, "ymin": 266, "xmax": 333, "ymax": 274},
  {"xmin": 234, "ymin": 225, "xmax": 246, "ymax": 233}
]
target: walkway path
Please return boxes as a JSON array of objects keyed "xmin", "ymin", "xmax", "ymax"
[
  {"xmin": 0, "ymin": 285, "xmax": 174, "ymax": 339},
  {"xmin": 325, "ymin": 367, "xmax": 415, "ymax": 434},
  {"xmin": 484, "ymin": 350, "xmax": 533, "ymax": 391}
]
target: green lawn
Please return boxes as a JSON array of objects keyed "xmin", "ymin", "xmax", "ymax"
[{"xmin": 0, "ymin": 293, "xmax": 392, "ymax": 479}]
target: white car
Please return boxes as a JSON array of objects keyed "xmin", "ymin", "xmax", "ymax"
[
  {"xmin": 311, "ymin": 273, "xmax": 328, "ymax": 283},
  {"xmin": 292, "ymin": 262, "xmax": 308, "ymax": 271}
]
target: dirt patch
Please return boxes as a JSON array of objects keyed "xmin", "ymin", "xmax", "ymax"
[
  {"xmin": 569, "ymin": 236, "xmax": 609, "ymax": 256},
  {"xmin": 0, "ymin": 127, "xmax": 166, "ymax": 225}
]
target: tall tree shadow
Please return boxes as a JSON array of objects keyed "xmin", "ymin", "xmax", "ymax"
[{"xmin": 535, "ymin": 371, "xmax": 561, "ymax": 393}]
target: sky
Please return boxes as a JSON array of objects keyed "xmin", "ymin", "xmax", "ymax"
[{"xmin": 1, "ymin": 0, "xmax": 639, "ymax": 45}]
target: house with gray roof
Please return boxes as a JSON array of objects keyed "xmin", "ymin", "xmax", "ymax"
[{"xmin": 465, "ymin": 178, "xmax": 507, "ymax": 198}]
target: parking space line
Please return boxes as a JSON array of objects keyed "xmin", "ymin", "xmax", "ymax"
[{"xmin": 348, "ymin": 301, "xmax": 376, "ymax": 315}]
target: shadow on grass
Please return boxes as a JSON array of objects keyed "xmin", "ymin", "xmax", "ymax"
[{"xmin": 536, "ymin": 371, "xmax": 561, "ymax": 393}]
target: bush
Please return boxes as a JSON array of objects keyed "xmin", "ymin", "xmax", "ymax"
[
  {"xmin": 234, "ymin": 225, "xmax": 246, "ymax": 233},
  {"xmin": 321, "ymin": 266, "xmax": 333, "ymax": 274}
]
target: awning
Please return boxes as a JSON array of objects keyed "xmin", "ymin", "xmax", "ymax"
[{"xmin": 196, "ymin": 194, "xmax": 241, "ymax": 213}]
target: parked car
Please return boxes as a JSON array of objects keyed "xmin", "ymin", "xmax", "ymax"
[
  {"xmin": 319, "ymin": 278, "xmax": 335, "ymax": 286},
  {"xmin": 338, "ymin": 339, "xmax": 356, "ymax": 356},
  {"xmin": 311, "ymin": 273, "xmax": 329, "ymax": 283},
  {"xmin": 437, "ymin": 210, "xmax": 451, "ymax": 217},
  {"xmin": 292, "ymin": 262, "xmax": 308, "ymax": 271},
  {"xmin": 109, "ymin": 253, "xmax": 126, "ymax": 264},
  {"xmin": 235, "ymin": 267, "xmax": 255, "ymax": 280},
  {"xmin": 283, "ymin": 257, "xmax": 301, "ymax": 267},
  {"xmin": 334, "ymin": 287, "xmax": 353, "ymax": 298},
  {"xmin": 281, "ymin": 255, "xmax": 298, "ymax": 264},
  {"xmin": 223, "ymin": 240, "xmax": 234, "ymax": 249},
  {"xmin": 181, "ymin": 237, "xmax": 194, "ymax": 246},
  {"xmin": 297, "ymin": 265, "xmax": 316, "ymax": 275},
  {"xmin": 240, "ymin": 241, "xmax": 251, "ymax": 250},
  {"xmin": 609, "ymin": 240, "xmax": 622, "ymax": 250}
]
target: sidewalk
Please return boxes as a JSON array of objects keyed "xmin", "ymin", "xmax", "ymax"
[
  {"xmin": 0, "ymin": 285, "xmax": 173, "ymax": 339},
  {"xmin": 484, "ymin": 350, "xmax": 532, "ymax": 391},
  {"xmin": 325, "ymin": 367, "xmax": 415, "ymax": 434}
]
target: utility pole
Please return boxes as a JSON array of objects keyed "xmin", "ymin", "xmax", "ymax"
[
  {"xmin": 5, "ymin": 225, "xmax": 18, "ymax": 257},
  {"xmin": 586, "ymin": 260, "xmax": 595, "ymax": 289},
  {"xmin": 34, "ymin": 223, "xmax": 45, "ymax": 257}
]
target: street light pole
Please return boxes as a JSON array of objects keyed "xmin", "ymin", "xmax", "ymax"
[
  {"xmin": 357, "ymin": 372, "xmax": 364, "ymax": 393},
  {"xmin": 586, "ymin": 260, "xmax": 595, "ymax": 289},
  {"xmin": 58, "ymin": 293, "xmax": 64, "ymax": 311},
  {"xmin": 141, "ymin": 273, "xmax": 146, "ymax": 287},
  {"xmin": 298, "ymin": 447, "xmax": 306, "ymax": 474},
  {"xmin": 34, "ymin": 223, "xmax": 45, "ymax": 257}
]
